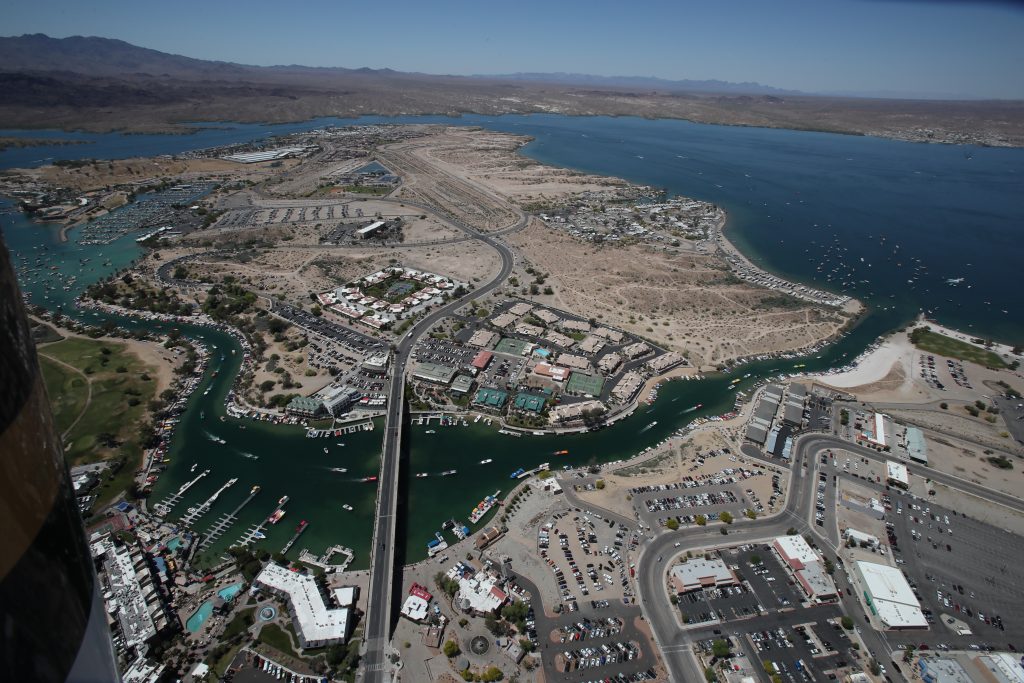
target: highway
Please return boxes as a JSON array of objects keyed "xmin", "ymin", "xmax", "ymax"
[
  {"xmin": 633, "ymin": 431, "xmax": 1024, "ymax": 682},
  {"xmin": 361, "ymin": 206, "xmax": 522, "ymax": 682}
]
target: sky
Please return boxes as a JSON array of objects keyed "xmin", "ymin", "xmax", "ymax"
[{"xmin": 4, "ymin": 0, "xmax": 1024, "ymax": 99}]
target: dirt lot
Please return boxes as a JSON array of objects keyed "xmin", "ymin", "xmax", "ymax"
[{"xmin": 507, "ymin": 221, "xmax": 848, "ymax": 367}]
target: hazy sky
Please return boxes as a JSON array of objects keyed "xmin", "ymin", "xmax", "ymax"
[{"xmin": 5, "ymin": 0, "xmax": 1024, "ymax": 99}]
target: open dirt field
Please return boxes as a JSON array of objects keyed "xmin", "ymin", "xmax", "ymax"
[
  {"xmin": 388, "ymin": 127, "xmax": 633, "ymax": 205},
  {"xmin": 507, "ymin": 220, "xmax": 848, "ymax": 367}
]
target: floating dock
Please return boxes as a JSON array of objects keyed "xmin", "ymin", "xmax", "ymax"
[
  {"xmin": 199, "ymin": 486, "xmax": 260, "ymax": 550},
  {"xmin": 153, "ymin": 469, "xmax": 210, "ymax": 516},
  {"xmin": 180, "ymin": 477, "xmax": 237, "ymax": 527},
  {"xmin": 234, "ymin": 498, "xmax": 288, "ymax": 547},
  {"xmin": 281, "ymin": 522, "xmax": 309, "ymax": 555}
]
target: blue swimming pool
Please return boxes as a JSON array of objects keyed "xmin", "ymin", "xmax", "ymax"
[
  {"xmin": 185, "ymin": 601, "xmax": 214, "ymax": 633},
  {"xmin": 218, "ymin": 583, "xmax": 243, "ymax": 601}
]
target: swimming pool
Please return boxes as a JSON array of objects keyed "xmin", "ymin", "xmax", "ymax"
[
  {"xmin": 218, "ymin": 583, "xmax": 243, "ymax": 601},
  {"xmin": 165, "ymin": 537, "xmax": 181, "ymax": 552},
  {"xmin": 185, "ymin": 601, "xmax": 214, "ymax": 633},
  {"xmin": 185, "ymin": 583, "xmax": 244, "ymax": 632}
]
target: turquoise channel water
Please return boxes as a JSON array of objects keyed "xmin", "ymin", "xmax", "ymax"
[{"xmin": 2, "ymin": 114, "xmax": 1021, "ymax": 567}]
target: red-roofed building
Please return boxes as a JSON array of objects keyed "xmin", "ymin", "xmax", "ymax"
[
  {"xmin": 409, "ymin": 583, "xmax": 432, "ymax": 602},
  {"xmin": 471, "ymin": 351, "xmax": 493, "ymax": 370}
]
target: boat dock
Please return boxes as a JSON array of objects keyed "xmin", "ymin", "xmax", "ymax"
[
  {"xmin": 519, "ymin": 462, "xmax": 550, "ymax": 479},
  {"xmin": 234, "ymin": 499, "xmax": 288, "ymax": 547},
  {"xmin": 281, "ymin": 522, "xmax": 309, "ymax": 555},
  {"xmin": 198, "ymin": 486, "xmax": 260, "ymax": 550},
  {"xmin": 152, "ymin": 469, "xmax": 210, "ymax": 516},
  {"xmin": 180, "ymin": 477, "xmax": 237, "ymax": 527},
  {"xmin": 305, "ymin": 420, "xmax": 374, "ymax": 438},
  {"xmin": 297, "ymin": 545, "xmax": 355, "ymax": 572}
]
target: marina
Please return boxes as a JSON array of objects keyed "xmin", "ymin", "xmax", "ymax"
[
  {"xmin": 180, "ymin": 477, "xmax": 238, "ymax": 528},
  {"xmin": 198, "ymin": 484, "xmax": 261, "ymax": 550}
]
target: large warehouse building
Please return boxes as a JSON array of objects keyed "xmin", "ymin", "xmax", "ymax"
[{"xmin": 856, "ymin": 560, "xmax": 927, "ymax": 629}]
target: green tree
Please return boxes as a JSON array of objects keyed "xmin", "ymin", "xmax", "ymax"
[
  {"xmin": 719, "ymin": 511, "xmax": 733, "ymax": 525},
  {"xmin": 695, "ymin": 515, "xmax": 707, "ymax": 526},
  {"xmin": 443, "ymin": 640, "xmax": 461, "ymax": 658},
  {"xmin": 665, "ymin": 518, "xmax": 680, "ymax": 531},
  {"xmin": 841, "ymin": 616, "xmax": 854, "ymax": 630},
  {"xmin": 711, "ymin": 639, "xmax": 732, "ymax": 658}
]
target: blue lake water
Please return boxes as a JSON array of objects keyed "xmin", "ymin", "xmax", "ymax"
[{"xmin": 2, "ymin": 114, "xmax": 1022, "ymax": 565}]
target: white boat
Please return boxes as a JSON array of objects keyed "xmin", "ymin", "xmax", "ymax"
[
  {"xmin": 425, "ymin": 429, "xmax": 436, "ymax": 434},
  {"xmin": 331, "ymin": 467, "xmax": 348, "ymax": 473},
  {"xmin": 323, "ymin": 447, "xmax": 329, "ymax": 454},
  {"xmin": 480, "ymin": 459, "xmax": 493, "ymax": 464},
  {"xmin": 342, "ymin": 504, "xmax": 353, "ymax": 511}
]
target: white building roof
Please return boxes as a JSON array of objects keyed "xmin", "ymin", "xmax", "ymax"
[
  {"xmin": 856, "ymin": 560, "xmax": 927, "ymax": 628},
  {"xmin": 333, "ymin": 586, "xmax": 356, "ymax": 608},
  {"xmin": 256, "ymin": 563, "xmax": 350, "ymax": 644},
  {"xmin": 457, "ymin": 571, "xmax": 507, "ymax": 613},
  {"xmin": 671, "ymin": 557, "xmax": 735, "ymax": 590},
  {"xmin": 401, "ymin": 594, "xmax": 429, "ymax": 621},
  {"xmin": 844, "ymin": 528, "xmax": 880, "ymax": 547},
  {"xmin": 887, "ymin": 461, "xmax": 909, "ymax": 486},
  {"xmin": 774, "ymin": 535, "xmax": 819, "ymax": 569}
]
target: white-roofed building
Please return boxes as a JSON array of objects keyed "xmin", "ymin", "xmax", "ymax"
[
  {"xmin": 773, "ymin": 535, "xmax": 819, "ymax": 570},
  {"xmin": 856, "ymin": 560, "xmax": 927, "ymax": 629},
  {"xmin": 455, "ymin": 571, "xmax": 508, "ymax": 615},
  {"xmin": 843, "ymin": 528, "xmax": 880, "ymax": 549},
  {"xmin": 669, "ymin": 557, "xmax": 737, "ymax": 593},
  {"xmin": 255, "ymin": 563, "xmax": 352, "ymax": 647},
  {"xmin": 887, "ymin": 461, "xmax": 910, "ymax": 489}
]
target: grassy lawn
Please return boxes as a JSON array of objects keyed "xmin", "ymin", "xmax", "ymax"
[
  {"xmin": 38, "ymin": 336, "xmax": 158, "ymax": 466},
  {"xmin": 258, "ymin": 623, "xmax": 300, "ymax": 659},
  {"xmin": 39, "ymin": 356, "xmax": 90, "ymax": 435},
  {"xmin": 910, "ymin": 328, "xmax": 1006, "ymax": 368},
  {"xmin": 211, "ymin": 643, "xmax": 242, "ymax": 677},
  {"xmin": 222, "ymin": 606, "xmax": 255, "ymax": 640}
]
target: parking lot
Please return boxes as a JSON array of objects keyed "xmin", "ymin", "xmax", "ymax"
[
  {"xmin": 692, "ymin": 610, "xmax": 853, "ymax": 683},
  {"xmin": 630, "ymin": 459, "xmax": 779, "ymax": 528},
  {"xmin": 537, "ymin": 510, "xmax": 635, "ymax": 611},
  {"xmin": 272, "ymin": 301, "xmax": 384, "ymax": 355},
  {"xmin": 885, "ymin": 489, "xmax": 1024, "ymax": 647}
]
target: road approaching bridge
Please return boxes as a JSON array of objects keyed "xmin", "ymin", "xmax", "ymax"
[{"xmin": 361, "ymin": 210, "xmax": 521, "ymax": 682}]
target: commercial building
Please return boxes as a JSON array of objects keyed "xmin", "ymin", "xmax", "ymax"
[
  {"xmin": 858, "ymin": 412, "xmax": 889, "ymax": 448},
  {"xmin": 669, "ymin": 557, "xmax": 737, "ymax": 593},
  {"xmin": 471, "ymin": 350, "xmax": 494, "ymax": 371},
  {"xmin": 286, "ymin": 395, "xmax": 324, "ymax": 418},
  {"xmin": 322, "ymin": 387, "xmax": 361, "ymax": 416},
  {"xmin": 843, "ymin": 528, "xmax": 880, "ymax": 549},
  {"xmin": 611, "ymin": 372, "xmax": 643, "ymax": 401},
  {"xmin": 412, "ymin": 362, "xmax": 458, "ymax": 385},
  {"xmin": 918, "ymin": 652, "xmax": 1024, "ymax": 683},
  {"xmin": 474, "ymin": 387, "xmax": 508, "ymax": 410},
  {"xmin": 855, "ymin": 560, "xmax": 927, "ymax": 629},
  {"xmin": 840, "ymin": 490, "xmax": 886, "ymax": 520},
  {"xmin": 533, "ymin": 362, "xmax": 571, "ymax": 383},
  {"xmin": 475, "ymin": 526, "xmax": 505, "ymax": 550},
  {"xmin": 450, "ymin": 374, "xmax": 474, "ymax": 395},
  {"xmin": 91, "ymin": 535, "xmax": 173, "ymax": 651},
  {"xmin": 773, "ymin": 535, "xmax": 818, "ymax": 570},
  {"xmin": 255, "ymin": 563, "xmax": 352, "ymax": 646},
  {"xmin": 400, "ymin": 583, "xmax": 432, "ymax": 622},
  {"xmin": 887, "ymin": 461, "xmax": 910, "ymax": 489},
  {"xmin": 904, "ymin": 426, "xmax": 929, "ymax": 464},
  {"xmin": 355, "ymin": 220, "xmax": 387, "ymax": 238},
  {"xmin": 455, "ymin": 570, "xmax": 508, "ymax": 615},
  {"xmin": 773, "ymin": 535, "xmax": 837, "ymax": 602},
  {"xmin": 468, "ymin": 329, "xmax": 499, "ymax": 348},
  {"xmin": 513, "ymin": 392, "xmax": 546, "ymax": 414},
  {"xmin": 549, "ymin": 400, "xmax": 605, "ymax": 424}
]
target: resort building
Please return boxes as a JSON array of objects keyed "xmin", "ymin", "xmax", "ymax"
[{"xmin": 255, "ymin": 563, "xmax": 352, "ymax": 647}]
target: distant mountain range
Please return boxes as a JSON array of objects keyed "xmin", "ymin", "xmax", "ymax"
[
  {"xmin": 477, "ymin": 72, "xmax": 803, "ymax": 96},
  {"xmin": 0, "ymin": 34, "xmax": 795, "ymax": 95},
  {"xmin": 0, "ymin": 34, "xmax": 1020, "ymax": 146}
]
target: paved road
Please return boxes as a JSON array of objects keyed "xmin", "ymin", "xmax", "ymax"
[
  {"xmin": 362, "ymin": 206, "xmax": 522, "ymax": 682},
  {"xmin": 632, "ymin": 431, "xmax": 1024, "ymax": 683}
]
